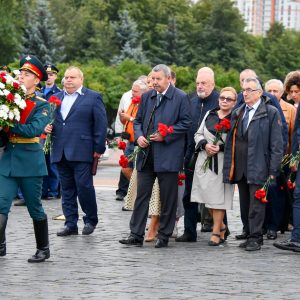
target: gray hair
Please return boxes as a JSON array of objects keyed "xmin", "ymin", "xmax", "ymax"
[
  {"xmin": 243, "ymin": 77, "xmax": 262, "ymax": 91},
  {"xmin": 65, "ymin": 66, "xmax": 84, "ymax": 79},
  {"xmin": 132, "ymin": 79, "xmax": 148, "ymax": 93},
  {"xmin": 152, "ymin": 64, "xmax": 171, "ymax": 77},
  {"xmin": 197, "ymin": 67, "xmax": 215, "ymax": 82},
  {"xmin": 265, "ymin": 79, "xmax": 284, "ymax": 92}
]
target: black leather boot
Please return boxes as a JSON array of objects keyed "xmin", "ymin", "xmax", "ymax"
[
  {"xmin": 0, "ymin": 214, "xmax": 8, "ymax": 257},
  {"xmin": 28, "ymin": 218, "xmax": 50, "ymax": 263}
]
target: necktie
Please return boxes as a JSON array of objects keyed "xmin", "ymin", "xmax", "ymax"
[
  {"xmin": 242, "ymin": 106, "xmax": 253, "ymax": 135},
  {"xmin": 156, "ymin": 93, "xmax": 163, "ymax": 107}
]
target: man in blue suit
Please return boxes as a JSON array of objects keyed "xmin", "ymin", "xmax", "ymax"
[
  {"xmin": 119, "ymin": 64, "xmax": 192, "ymax": 248},
  {"xmin": 45, "ymin": 66, "xmax": 107, "ymax": 236}
]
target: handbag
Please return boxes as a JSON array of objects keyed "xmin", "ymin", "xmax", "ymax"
[{"xmin": 187, "ymin": 141, "xmax": 204, "ymax": 171}]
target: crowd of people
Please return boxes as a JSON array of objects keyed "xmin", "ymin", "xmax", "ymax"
[{"xmin": 1, "ymin": 55, "xmax": 300, "ymax": 264}]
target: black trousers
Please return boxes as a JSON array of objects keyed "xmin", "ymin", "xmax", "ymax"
[
  {"xmin": 130, "ymin": 170, "xmax": 178, "ymax": 241},
  {"xmin": 116, "ymin": 171, "xmax": 129, "ymax": 197},
  {"xmin": 237, "ymin": 176, "xmax": 265, "ymax": 239}
]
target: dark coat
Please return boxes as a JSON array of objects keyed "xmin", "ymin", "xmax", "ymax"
[
  {"xmin": 237, "ymin": 91, "xmax": 288, "ymax": 152},
  {"xmin": 184, "ymin": 90, "xmax": 219, "ymax": 167},
  {"xmin": 50, "ymin": 87, "xmax": 107, "ymax": 163},
  {"xmin": 223, "ymin": 99, "xmax": 283, "ymax": 185},
  {"xmin": 134, "ymin": 84, "xmax": 192, "ymax": 172}
]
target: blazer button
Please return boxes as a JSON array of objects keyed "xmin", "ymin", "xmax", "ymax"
[{"xmin": 63, "ymin": 123, "xmax": 65, "ymax": 125}]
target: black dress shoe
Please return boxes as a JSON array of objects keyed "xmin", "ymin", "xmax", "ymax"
[
  {"xmin": 116, "ymin": 194, "xmax": 124, "ymax": 201},
  {"xmin": 155, "ymin": 239, "xmax": 168, "ymax": 248},
  {"xmin": 266, "ymin": 230, "xmax": 277, "ymax": 240},
  {"xmin": 273, "ymin": 239, "xmax": 300, "ymax": 252},
  {"xmin": 57, "ymin": 226, "xmax": 78, "ymax": 237},
  {"xmin": 239, "ymin": 240, "xmax": 248, "ymax": 248},
  {"xmin": 122, "ymin": 206, "xmax": 132, "ymax": 211},
  {"xmin": 245, "ymin": 240, "xmax": 261, "ymax": 251},
  {"xmin": 28, "ymin": 248, "xmax": 50, "ymax": 263},
  {"xmin": 235, "ymin": 232, "xmax": 248, "ymax": 240},
  {"xmin": 201, "ymin": 223, "xmax": 212, "ymax": 232},
  {"xmin": 119, "ymin": 235, "xmax": 143, "ymax": 247},
  {"xmin": 82, "ymin": 223, "xmax": 95, "ymax": 235},
  {"xmin": 175, "ymin": 233, "xmax": 196, "ymax": 242}
]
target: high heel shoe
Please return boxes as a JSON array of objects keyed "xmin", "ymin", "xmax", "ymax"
[
  {"xmin": 208, "ymin": 233, "xmax": 221, "ymax": 246},
  {"xmin": 220, "ymin": 226, "xmax": 230, "ymax": 242}
]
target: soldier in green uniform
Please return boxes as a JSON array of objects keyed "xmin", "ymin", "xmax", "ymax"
[{"xmin": 0, "ymin": 55, "xmax": 51, "ymax": 263}]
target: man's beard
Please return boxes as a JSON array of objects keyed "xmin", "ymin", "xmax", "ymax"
[{"xmin": 197, "ymin": 91, "xmax": 206, "ymax": 98}]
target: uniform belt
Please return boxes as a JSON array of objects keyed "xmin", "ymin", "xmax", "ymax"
[{"xmin": 9, "ymin": 137, "xmax": 40, "ymax": 144}]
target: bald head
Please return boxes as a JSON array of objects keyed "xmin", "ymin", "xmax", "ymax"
[
  {"xmin": 196, "ymin": 67, "xmax": 215, "ymax": 98},
  {"xmin": 240, "ymin": 69, "xmax": 257, "ymax": 88}
]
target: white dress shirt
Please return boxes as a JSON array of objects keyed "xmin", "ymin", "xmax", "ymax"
[
  {"xmin": 114, "ymin": 90, "xmax": 132, "ymax": 134},
  {"xmin": 243, "ymin": 99, "xmax": 261, "ymax": 129},
  {"xmin": 61, "ymin": 86, "xmax": 83, "ymax": 120}
]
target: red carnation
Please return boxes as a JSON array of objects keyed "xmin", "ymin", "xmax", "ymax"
[
  {"xmin": 119, "ymin": 154, "xmax": 129, "ymax": 168},
  {"xmin": 255, "ymin": 188, "xmax": 268, "ymax": 203},
  {"xmin": 178, "ymin": 180, "xmax": 183, "ymax": 186},
  {"xmin": 167, "ymin": 126, "xmax": 174, "ymax": 134},
  {"xmin": 6, "ymin": 93, "xmax": 14, "ymax": 102},
  {"xmin": 220, "ymin": 118, "xmax": 231, "ymax": 130},
  {"xmin": 287, "ymin": 180, "xmax": 295, "ymax": 190},
  {"xmin": 178, "ymin": 173, "xmax": 186, "ymax": 181},
  {"xmin": 214, "ymin": 124, "xmax": 223, "ymax": 131},
  {"xmin": 13, "ymin": 81, "xmax": 20, "ymax": 89},
  {"xmin": 158, "ymin": 123, "xmax": 168, "ymax": 137},
  {"xmin": 118, "ymin": 141, "xmax": 127, "ymax": 151},
  {"xmin": 131, "ymin": 96, "xmax": 141, "ymax": 104},
  {"xmin": 40, "ymin": 133, "xmax": 47, "ymax": 139},
  {"xmin": 0, "ymin": 75, "xmax": 7, "ymax": 83},
  {"xmin": 49, "ymin": 95, "xmax": 62, "ymax": 106}
]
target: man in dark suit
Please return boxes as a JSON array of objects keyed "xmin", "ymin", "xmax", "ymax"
[
  {"xmin": 45, "ymin": 66, "xmax": 107, "ymax": 236},
  {"xmin": 119, "ymin": 64, "xmax": 192, "ymax": 248},
  {"xmin": 223, "ymin": 77, "xmax": 283, "ymax": 251},
  {"xmin": 234, "ymin": 69, "xmax": 288, "ymax": 241}
]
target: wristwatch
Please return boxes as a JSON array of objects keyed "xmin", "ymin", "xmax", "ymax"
[{"xmin": 129, "ymin": 117, "xmax": 134, "ymax": 122}]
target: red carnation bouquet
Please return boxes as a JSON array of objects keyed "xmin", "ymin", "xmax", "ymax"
[
  {"xmin": 119, "ymin": 122, "xmax": 174, "ymax": 168},
  {"xmin": 43, "ymin": 95, "xmax": 62, "ymax": 154},
  {"xmin": 131, "ymin": 95, "xmax": 141, "ymax": 105},
  {"xmin": 178, "ymin": 172, "xmax": 186, "ymax": 186},
  {"xmin": 255, "ymin": 176, "xmax": 273, "ymax": 203},
  {"xmin": 202, "ymin": 118, "xmax": 231, "ymax": 172}
]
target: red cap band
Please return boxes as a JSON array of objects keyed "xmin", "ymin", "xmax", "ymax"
[{"xmin": 20, "ymin": 62, "xmax": 42, "ymax": 80}]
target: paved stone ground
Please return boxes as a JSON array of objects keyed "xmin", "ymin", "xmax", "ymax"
[{"xmin": 1, "ymin": 158, "xmax": 300, "ymax": 299}]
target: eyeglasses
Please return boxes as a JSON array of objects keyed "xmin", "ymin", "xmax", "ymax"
[
  {"xmin": 219, "ymin": 96, "xmax": 235, "ymax": 102},
  {"xmin": 242, "ymin": 88, "xmax": 259, "ymax": 94}
]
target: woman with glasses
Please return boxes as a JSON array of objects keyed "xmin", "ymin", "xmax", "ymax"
[{"xmin": 191, "ymin": 87, "xmax": 237, "ymax": 246}]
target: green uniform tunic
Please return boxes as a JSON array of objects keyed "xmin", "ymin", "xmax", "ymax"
[{"xmin": 0, "ymin": 93, "xmax": 50, "ymax": 220}]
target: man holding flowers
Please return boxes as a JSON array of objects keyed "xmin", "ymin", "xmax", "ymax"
[
  {"xmin": 0, "ymin": 55, "xmax": 51, "ymax": 263},
  {"xmin": 119, "ymin": 64, "xmax": 192, "ymax": 248},
  {"xmin": 223, "ymin": 77, "xmax": 283, "ymax": 251}
]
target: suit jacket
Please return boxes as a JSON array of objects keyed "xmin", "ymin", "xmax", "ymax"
[
  {"xmin": 134, "ymin": 84, "xmax": 192, "ymax": 172},
  {"xmin": 41, "ymin": 84, "xmax": 61, "ymax": 101},
  {"xmin": 0, "ymin": 94, "xmax": 50, "ymax": 177},
  {"xmin": 50, "ymin": 87, "xmax": 107, "ymax": 163}
]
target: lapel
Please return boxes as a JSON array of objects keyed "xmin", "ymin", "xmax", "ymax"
[{"xmin": 65, "ymin": 88, "xmax": 86, "ymax": 120}]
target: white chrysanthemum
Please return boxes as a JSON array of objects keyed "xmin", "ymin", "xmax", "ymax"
[
  {"xmin": 15, "ymin": 114, "xmax": 20, "ymax": 121},
  {"xmin": 13, "ymin": 70, "xmax": 20, "ymax": 76},
  {"xmin": 0, "ymin": 82, "xmax": 4, "ymax": 89},
  {"xmin": 0, "ymin": 105, "xmax": 9, "ymax": 113},
  {"xmin": 0, "ymin": 110, "xmax": 8, "ymax": 120},
  {"xmin": 13, "ymin": 108, "xmax": 19, "ymax": 114},
  {"xmin": 8, "ymin": 111, "xmax": 14, "ymax": 120},
  {"xmin": 0, "ymin": 90, "xmax": 4, "ymax": 96},
  {"xmin": 14, "ymin": 93, "xmax": 21, "ymax": 100},
  {"xmin": 3, "ymin": 89, "xmax": 10, "ymax": 96},
  {"xmin": 20, "ymin": 85, "xmax": 26, "ymax": 93},
  {"xmin": 5, "ymin": 75, "xmax": 13, "ymax": 85},
  {"xmin": 19, "ymin": 100, "xmax": 26, "ymax": 109}
]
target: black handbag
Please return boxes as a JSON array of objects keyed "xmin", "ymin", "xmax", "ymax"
[
  {"xmin": 187, "ymin": 141, "xmax": 205, "ymax": 171},
  {"xmin": 121, "ymin": 131, "xmax": 131, "ymax": 140}
]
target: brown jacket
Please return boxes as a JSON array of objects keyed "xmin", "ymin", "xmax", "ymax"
[{"xmin": 280, "ymin": 99, "xmax": 296, "ymax": 153}]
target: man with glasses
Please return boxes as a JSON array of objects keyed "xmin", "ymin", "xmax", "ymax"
[
  {"xmin": 234, "ymin": 69, "xmax": 288, "ymax": 241},
  {"xmin": 223, "ymin": 77, "xmax": 283, "ymax": 251}
]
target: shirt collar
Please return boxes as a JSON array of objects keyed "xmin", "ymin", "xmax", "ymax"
[
  {"xmin": 64, "ymin": 86, "xmax": 83, "ymax": 96},
  {"xmin": 247, "ymin": 98, "xmax": 261, "ymax": 111},
  {"xmin": 157, "ymin": 83, "xmax": 170, "ymax": 96}
]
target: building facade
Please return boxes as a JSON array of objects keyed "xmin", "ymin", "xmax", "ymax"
[{"xmin": 234, "ymin": 0, "xmax": 300, "ymax": 35}]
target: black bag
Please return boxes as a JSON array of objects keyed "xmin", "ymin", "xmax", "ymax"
[
  {"xmin": 121, "ymin": 131, "xmax": 130, "ymax": 140},
  {"xmin": 187, "ymin": 142, "xmax": 204, "ymax": 171}
]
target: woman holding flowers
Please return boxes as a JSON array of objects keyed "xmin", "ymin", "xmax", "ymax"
[
  {"xmin": 191, "ymin": 87, "xmax": 237, "ymax": 246},
  {"xmin": 0, "ymin": 55, "xmax": 51, "ymax": 263}
]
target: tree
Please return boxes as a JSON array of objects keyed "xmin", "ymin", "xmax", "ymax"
[
  {"xmin": 0, "ymin": 0, "xmax": 26, "ymax": 65},
  {"xmin": 22, "ymin": 0, "xmax": 64, "ymax": 63},
  {"xmin": 111, "ymin": 10, "xmax": 147, "ymax": 64}
]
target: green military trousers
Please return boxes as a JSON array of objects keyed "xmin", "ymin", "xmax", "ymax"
[{"xmin": 0, "ymin": 175, "xmax": 46, "ymax": 220}]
